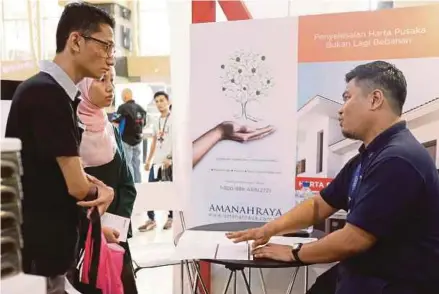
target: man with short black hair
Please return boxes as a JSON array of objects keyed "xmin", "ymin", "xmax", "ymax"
[
  {"xmin": 139, "ymin": 91, "xmax": 173, "ymax": 231},
  {"xmin": 228, "ymin": 61, "xmax": 439, "ymax": 294},
  {"xmin": 6, "ymin": 2, "xmax": 116, "ymax": 293},
  {"xmin": 116, "ymin": 88, "xmax": 147, "ymax": 183}
]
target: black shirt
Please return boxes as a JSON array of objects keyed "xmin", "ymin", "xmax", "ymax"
[
  {"xmin": 5, "ymin": 71, "xmax": 81, "ymax": 276},
  {"xmin": 321, "ymin": 121, "xmax": 439, "ymax": 293},
  {"xmin": 117, "ymin": 100, "xmax": 146, "ymax": 146}
]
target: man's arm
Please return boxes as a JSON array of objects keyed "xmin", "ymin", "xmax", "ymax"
[
  {"xmin": 56, "ymin": 156, "xmax": 94, "ymax": 200},
  {"xmin": 297, "ymin": 223, "xmax": 376, "ymax": 263},
  {"xmin": 146, "ymin": 136, "xmax": 157, "ymax": 165},
  {"xmin": 264, "ymin": 194, "xmax": 338, "ymax": 236},
  {"xmin": 228, "ymin": 157, "xmax": 353, "ymax": 245},
  {"xmin": 294, "ymin": 157, "xmax": 421, "ymax": 264}
]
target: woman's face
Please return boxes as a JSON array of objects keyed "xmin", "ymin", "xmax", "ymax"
[{"xmin": 89, "ymin": 68, "xmax": 115, "ymax": 108}]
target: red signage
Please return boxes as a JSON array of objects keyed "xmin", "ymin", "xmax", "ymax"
[{"xmin": 295, "ymin": 177, "xmax": 333, "ymax": 191}]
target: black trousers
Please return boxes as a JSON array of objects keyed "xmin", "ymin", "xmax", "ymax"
[{"xmin": 306, "ymin": 265, "xmax": 338, "ymax": 294}]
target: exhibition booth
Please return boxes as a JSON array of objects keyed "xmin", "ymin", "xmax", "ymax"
[{"xmin": 1, "ymin": 1, "xmax": 439, "ymax": 294}]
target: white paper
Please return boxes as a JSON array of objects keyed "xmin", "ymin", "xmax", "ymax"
[
  {"xmin": 179, "ymin": 230, "xmax": 235, "ymax": 245},
  {"xmin": 215, "ymin": 243, "xmax": 251, "ymax": 260},
  {"xmin": 174, "ymin": 230, "xmax": 252, "ymax": 261},
  {"xmin": 173, "ymin": 243, "xmax": 217, "ymax": 260},
  {"xmin": 101, "ymin": 213, "xmax": 130, "ymax": 242}
]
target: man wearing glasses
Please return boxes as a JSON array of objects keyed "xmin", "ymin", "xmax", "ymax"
[{"xmin": 6, "ymin": 3, "xmax": 116, "ymax": 293}]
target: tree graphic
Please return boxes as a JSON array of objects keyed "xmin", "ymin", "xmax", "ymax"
[{"xmin": 220, "ymin": 51, "xmax": 274, "ymax": 122}]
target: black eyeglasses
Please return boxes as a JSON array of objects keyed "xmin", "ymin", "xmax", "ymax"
[{"xmin": 81, "ymin": 35, "xmax": 116, "ymax": 57}]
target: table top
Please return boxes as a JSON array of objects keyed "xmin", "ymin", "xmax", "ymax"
[{"xmin": 181, "ymin": 222, "xmax": 325, "ymax": 269}]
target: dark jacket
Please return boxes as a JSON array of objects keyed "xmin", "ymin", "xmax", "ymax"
[{"xmin": 84, "ymin": 126, "xmax": 137, "ymax": 238}]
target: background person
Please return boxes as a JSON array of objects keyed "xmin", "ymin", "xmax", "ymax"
[
  {"xmin": 5, "ymin": 3, "xmax": 116, "ymax": 293},
  {"xmin": 116, "ymin": 88, "xmax": 147, "ymax": 183},
  {"xmin": 77, "ymin": 68, "xmax": 137, "ymax": 293},
  {"xmin": 227, "ymin": 61, "xmax": 439, "ymax": 294},
  {"xmin": 140, "ymin": 91, "xmax": 173, "ymax": 231}
]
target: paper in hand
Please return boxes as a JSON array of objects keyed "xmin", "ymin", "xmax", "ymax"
[{"xmin": 101, "ymin": 213, "xmax": 130, "ymax": 242}]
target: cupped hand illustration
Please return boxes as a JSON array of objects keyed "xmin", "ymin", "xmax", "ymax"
[{"xmin": 219, "ymin": 121, "xmax": 275, "ymax": 143}]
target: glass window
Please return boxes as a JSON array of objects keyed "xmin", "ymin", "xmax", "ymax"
[
  {"xmin": 139, "ymin": 10, "xmax": 170, "ymax": 56},
  {"xmin": 139, "ymin": 0, "xmax": 167, "ymax": 11},
  {"xmin": 2, "ymin": 20, "xmax": 32, "ymax": 60},
  {"xmin": 40, "ymin": 18, "xmax": 59, "ymax": 59},
  {"xmin": 2, "ymin": 0, "xmax": 28, "ymax": 19},
  {"xmin": 40, "ymin": 0, "xmax": 63, "ymax": 18}
]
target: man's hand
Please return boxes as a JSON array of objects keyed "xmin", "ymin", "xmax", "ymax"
[
  {"xmin": 103, "ymin": 226, "xmax": 120, "ymax": 243},
  {"xmin": 252, "ymin": 244, "xmax": 294, "ymax": 262},
  {"xmin": 163, "ymin": 159, "xmax": 172, "ymax": 169},
  {"xmin": 77, "ymin": 184, "xmax": 114, "ymax": 216},
  {"xmin": 144, "ymin": 162, "xmax": 151, "ymax": 171},
  {"xmin": 226, "ymin": 226, "xmax": 272, "ymax": 248}
]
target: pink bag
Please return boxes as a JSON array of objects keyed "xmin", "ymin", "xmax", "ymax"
[{"xmin": 81, "ymin": 210, "xmax": 125, "ymax": 294}]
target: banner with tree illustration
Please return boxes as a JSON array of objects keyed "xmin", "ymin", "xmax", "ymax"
[{"xmin": 187, "ymin": 18, "xmax": 298, "ymax": 226}]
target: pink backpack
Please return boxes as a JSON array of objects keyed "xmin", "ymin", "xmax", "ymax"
[{"xmin": 81, "ymin": 210, "xmax": 125, "ymax": 294}]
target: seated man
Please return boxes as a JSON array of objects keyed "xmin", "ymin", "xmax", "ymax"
[{"xmin": 227, "ymin": 61, "xmax": 439, "ymax": 294}]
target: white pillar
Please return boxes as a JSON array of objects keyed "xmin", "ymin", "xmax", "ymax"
[{"xmin": 167, "ymin": 1, "xmax": 192, "ymax": 293}]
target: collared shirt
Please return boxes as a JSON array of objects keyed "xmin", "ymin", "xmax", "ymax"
[
  {"xmin": 321, "ymin": 121, "xmax": 439, "ymax": 293},
  {"xmin": 5, "ymin": 61, "xmax": 82, "ymax": 276},
  {"xmin": 40, "ymin": 60, "xmax": 78, "ymax": 101}
]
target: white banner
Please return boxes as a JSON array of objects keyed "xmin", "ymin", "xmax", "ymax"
[{"xmin": 188, "ymin": 18, "xmax": 298, "ymax": 227}]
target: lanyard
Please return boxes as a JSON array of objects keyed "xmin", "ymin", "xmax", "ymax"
[
  {"xmin": 350, "ymin": 163, "xmax": 362, "ymax": 197},
  {"xmin": 158, "ymin": 113, "xmax": 170, "ymax": 144},
  {"xmin": 158, "ymin": 113, "xmax": 170, "ymax": 134}
]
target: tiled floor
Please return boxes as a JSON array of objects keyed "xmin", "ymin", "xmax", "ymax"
[{"xmin": 130, "ymin": 210, "xmax": 175, "ymax": 294}]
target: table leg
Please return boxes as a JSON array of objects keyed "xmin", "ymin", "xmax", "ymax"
[
  {"xmin": 185, "ymin": 261, "xmax": 194, "ymax": 292},
  {"xmin": 222, "ymin": 270, "xmax": 233, "ymax": 294},
  {"xmin": 285, "ymin": 267, "xmax": 300, "ymax": 294},
  {"xmin": 248, "ymin": 268, "xmax": 251, "ymax": 289},
  {"xmin": 304, "ymin": 266, "xmax": 309, "ymax": 294},
  {"xmin": 192, "ymin": 270, "xmax": 199, "ymax": 294},
  {"xmin": 233, "ymin": 271, "xmax": 237, "ymax": 294},
  {"xmin": 240, "ymin": 270, "xmax": 252, "ymax": 294},
  {"xmin": 193, "ymin": 261, "xmax": 209, "ymax": 294},
  {"xmin": 181, "ymin": 261, "xmax": 184, "ymax": 294},
  {"xmin": 258, "ymin": 268, "xmax": 267, "ymax": 294}
]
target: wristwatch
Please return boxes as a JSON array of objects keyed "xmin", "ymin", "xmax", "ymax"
[{"xmin": 291, "ymin": 243, "xmax": 304, "ymax": 265}]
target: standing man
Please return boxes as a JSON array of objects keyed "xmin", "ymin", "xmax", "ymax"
[
  {"xmin": 117, "ymin": 88, "xmax": 147, "ymax": 183},
  {"xmin": 139, "ymin": 91, "xmax": 173, "ymax": 231},
  {"xmin": 227, "ymin": 61, "xmax": 439, "ymax": 294},
  {"xmin": 5, "ymin": 3, "xmax": 116, "ymax": 293}
]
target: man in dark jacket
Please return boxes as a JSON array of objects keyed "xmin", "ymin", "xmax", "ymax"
[{"xmin": 117, "ymin": 88, "xmax": 147, "ymax": 183}]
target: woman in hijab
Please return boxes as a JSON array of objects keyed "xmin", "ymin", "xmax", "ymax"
[{"xmin": 77, "ymin": 67, "xmax": 137, "ymax": 293}]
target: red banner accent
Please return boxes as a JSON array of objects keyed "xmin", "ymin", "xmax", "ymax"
[
  {"xmin": 295, "ymin": 177, "xmax": 333, "ymax": 191},
  {"xmin": 192, "ymin": 0, "xmax": 216, "ymax": 23},
  {"xmin": 218, "ymin": 0, "xmax": 252, "ymax": 21}
]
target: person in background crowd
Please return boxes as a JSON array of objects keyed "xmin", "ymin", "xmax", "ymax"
[
  {"xmin": 77, "ymin": 67, "xmax": 137, "ymax": 294},
  {"xmin": 227, "ymin": 61, "xmax": 439, "ymax": 294},
  {"xmin": 116, "ymin": 88, "xmax": 147, "ymax": 183},
  {"xmin": 5, "ymin": 3, "xmax": 115, "ymax": 293},
  {"xmin": 139, "ymin": 91, "xmax": 173, "ymax": 231}
]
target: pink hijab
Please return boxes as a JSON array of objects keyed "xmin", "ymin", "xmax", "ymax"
[{"xmin": 77, "ymin": 78, "xmax": 117, "ymax": 168}]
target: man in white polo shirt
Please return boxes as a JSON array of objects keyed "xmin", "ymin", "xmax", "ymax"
[{"xmin": 139, "ymin": 91, "xmax": 173, "ymax": 231}]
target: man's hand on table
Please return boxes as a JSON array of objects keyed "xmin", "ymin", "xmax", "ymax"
[
  {"xmin": 252, "ymin": 244, "xmax": 294, "ymax": 262},
  {"xmin": 226, "ymin": 225, "xmax": 273, "ymax": 248}
]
